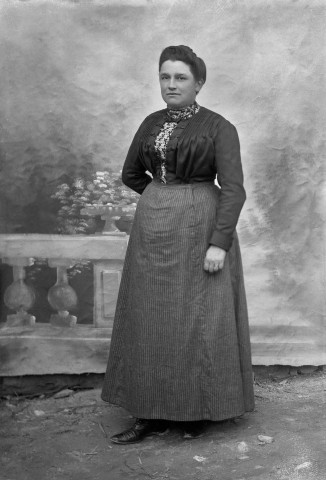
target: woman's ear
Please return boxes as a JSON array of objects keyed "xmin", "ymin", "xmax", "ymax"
[{"xmin": 195, "ymin": 79, "xmax": 204, "ymax": 94}]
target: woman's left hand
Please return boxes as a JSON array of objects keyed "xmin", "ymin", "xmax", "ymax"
[{"xmin": 204, "ymin": 246, "xmax": 226, "ymax": 273}]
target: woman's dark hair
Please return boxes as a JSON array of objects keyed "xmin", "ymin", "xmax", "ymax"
[{"xmin": 159, "ymin": 45, "xmax": 206, "ymax": 83}]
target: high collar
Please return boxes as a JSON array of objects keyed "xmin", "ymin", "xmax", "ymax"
[{"xmin": 165, "ymin": 102, "xmax": 200, "ymax": 123}]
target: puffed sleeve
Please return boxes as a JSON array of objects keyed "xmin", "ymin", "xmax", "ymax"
[
  {"xmin": 121, "ymin": 122, "xmax": 152, "ymax": 195},
  {"xmin": 209, "ymin": 120, "xmax": 246, "ymax": 251}
]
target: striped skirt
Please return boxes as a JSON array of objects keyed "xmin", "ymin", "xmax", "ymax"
[{"xmin": 101, "ymin": 181, "xmax": 255, "ymax": 421}]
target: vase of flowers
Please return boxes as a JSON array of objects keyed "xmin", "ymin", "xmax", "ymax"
[{"xmin": 52, "ymin": 170, "xmax": 139, "ymax": 235}]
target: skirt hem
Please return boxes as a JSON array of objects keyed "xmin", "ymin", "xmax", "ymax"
[{"xmin": 100, "ymin": 395, "xmax": 254, "ymax": 422}]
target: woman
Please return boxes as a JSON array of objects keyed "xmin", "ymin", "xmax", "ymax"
[{"xmin": 101, "ymin": 45, "xmax": 255, "ymax": 444}]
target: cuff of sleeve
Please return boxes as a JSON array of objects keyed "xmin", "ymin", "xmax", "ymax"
[
  {"xmin": 140, "ymin": 175, "xmax": 152, "ymax": 194},
  {"xmin": 209, "ymin": 230, "xmax": 233, "ymax": 251}
]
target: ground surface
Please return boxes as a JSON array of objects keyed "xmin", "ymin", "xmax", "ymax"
[{"xmin": 1, "ymin": 368, "xmax": 325, "ymax": 480}]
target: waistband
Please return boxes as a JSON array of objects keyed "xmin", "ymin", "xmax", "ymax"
[{"xmin": 151, "ymin": 179, "xmax": 215, "ymax": 189}]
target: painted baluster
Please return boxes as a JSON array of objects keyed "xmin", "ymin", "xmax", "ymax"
[
  {"xmin": 47, "ymin": 259, "xmax": 78, "ymax": 327},
  {"xmin": 3, "ymin": 257, "xmax": 36, "ymax": 326}
]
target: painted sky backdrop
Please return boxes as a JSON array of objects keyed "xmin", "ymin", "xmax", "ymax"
[{"xmin": 0, "ymin": 0, "xmax": 325, "ymax": 362}]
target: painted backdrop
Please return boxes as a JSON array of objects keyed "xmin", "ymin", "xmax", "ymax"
[{"xmin": 0, "ymin": 0, "xmax": 325, "ymax": 364}]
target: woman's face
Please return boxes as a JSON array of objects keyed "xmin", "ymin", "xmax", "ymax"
[{"xmin": 159, "ymin": 60, "xmax": 203, "ymax": 109}]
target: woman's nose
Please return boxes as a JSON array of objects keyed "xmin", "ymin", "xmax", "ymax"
[{"xmin": 168, "ymin": 79, "xmax": 176, "ymax": 89}]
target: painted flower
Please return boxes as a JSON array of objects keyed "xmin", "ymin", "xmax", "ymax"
[{"xmin": 73, "ymin": 179, "xmax": 84, "ymax": 189}]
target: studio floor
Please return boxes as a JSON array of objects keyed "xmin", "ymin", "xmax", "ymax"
[{"xmin": 1, "ymin": 368, "xmax": 325, "ymax": 480}]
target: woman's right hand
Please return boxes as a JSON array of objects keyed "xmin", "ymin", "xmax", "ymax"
[{"xmin": 204, "ymin": 245, "xmax": 226, "ymax": 273}]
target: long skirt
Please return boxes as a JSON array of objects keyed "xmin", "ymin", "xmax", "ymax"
[{"xmin": 101, "ymin": 181, "xmax": 255, "ymax": 421}]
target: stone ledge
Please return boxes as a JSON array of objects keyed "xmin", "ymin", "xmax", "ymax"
[
  {"xmin": 0, "ymin": 324, "xmax": 112, "ymax": 339},
  {"xmin": 0, "ymin": 234, "xmax": 129, "ymax": 260},
  {"xmin": 0, "ymin": 325, "xmax": 112, "ymax": 376}
]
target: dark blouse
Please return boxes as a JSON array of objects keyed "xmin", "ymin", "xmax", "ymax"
[{"xmin": 122, "ymin": 106, "xmax": 246, "ymax": 251}]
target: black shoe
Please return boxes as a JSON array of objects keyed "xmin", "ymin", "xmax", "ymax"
[
  {"xmin": 182, "ymin": 421, "xmax": 206, "ymax": 439},
  {"xmin": 111, "ymin": 418, "xmax": 168, "ymax": 445}
]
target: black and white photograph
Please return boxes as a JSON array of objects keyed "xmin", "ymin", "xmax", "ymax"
[{"xmin": 0, "ymin": 1, "xmax": 325, "ymax": 479}]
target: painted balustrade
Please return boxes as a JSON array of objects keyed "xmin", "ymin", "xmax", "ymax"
[
  {"xmin": 0, "ymin": 233, "xmax": 129, "ymax": 375},
  {"xmin": 0, "ymin": 234, "xmax": 128, "ymax": 328}
]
